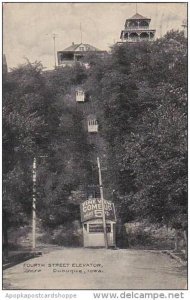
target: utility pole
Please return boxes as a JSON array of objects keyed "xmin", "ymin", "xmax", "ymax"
[
  {"xmin": 80, "ymin": 23, "xmax": 83, "ymax": 44},
  {"xmin": 97, "ymin": 157, "xmax": 108, "ymax": 249},
  {"xmin": 52, "ymin": 33, "xmax": 58, "ymax": 69},
  {"xmin": 159, "ymin": 13, "xmax": 164, "ymax": 38},
  {"xmin": 32, "ymin": 155, "xmax": 47, "ymax": 250},
  {"xmin": 32, "ymin": 157, "xmax": 37, "ymax": 250},
  {"xmin": 45, "ymin": 33, "xmax": 58, "ymax": 68},
  {"xmin": 182, "ymin": 19, "xmax": 187, "ymax": 38}
]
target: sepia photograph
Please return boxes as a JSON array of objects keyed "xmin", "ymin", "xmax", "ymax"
[{"xmin": 2, "ymin": 1, "xmax": 188, "ymax": 292}]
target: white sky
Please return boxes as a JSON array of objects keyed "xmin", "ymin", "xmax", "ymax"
[{"xmin": 3, "ymin": 2, "xmax": 187, "ymax": 70}]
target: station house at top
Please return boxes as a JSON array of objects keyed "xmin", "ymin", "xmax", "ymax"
[
  {"xmin": 57, "ymin": 42, "xmax": 107, "ymax": 67},
  {"xmin": 120, "ymin": 13, "xmax": 156, "ymax": 42},
  {"xmin": 57, "ymin": 12, "xmax": 156, "ymax": 67}
]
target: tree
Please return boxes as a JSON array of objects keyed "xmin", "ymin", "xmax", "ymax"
[
  {"xmin": 3, "ymin": 60, "xmax": 93, "ymax": 251},
  {"xmin": 83, "ymin": 31, "xmax": 187, "ymax": 243},
  {"xmin": 2, "ymin": 61, "xmax": 59, "ymax": 252}
]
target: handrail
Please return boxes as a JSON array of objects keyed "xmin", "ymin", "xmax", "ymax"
[{"xmin": 125, "ymin": 27, "xmax": 151, "ymax": 30}]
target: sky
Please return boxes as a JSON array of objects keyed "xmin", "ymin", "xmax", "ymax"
[{"xmin": 3, "ymin": 2, "xmax": 187, "ymax": 70}]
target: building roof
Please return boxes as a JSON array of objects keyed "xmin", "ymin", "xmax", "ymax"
[
  {"xmin": 127, "ymin": 13, "xmax": 151, "ymax": 20},
  {"xmin": 62, "ymin": 43, "xmax": 101, "ymax": 52}
]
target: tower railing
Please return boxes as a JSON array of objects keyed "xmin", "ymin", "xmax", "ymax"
[
  {"xmin": 123, "ymin": 37, "xmax": 155, "ymax": 42},
  {"xmin": 125, "ymin": 26, "xmax": 150, "ymax": 30}
]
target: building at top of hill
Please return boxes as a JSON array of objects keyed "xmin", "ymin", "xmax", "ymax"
[
  {"xmin": 119, "ymin": 12, "xmax": 156, "ymax": 43},
  {"xmin": 57, "ymin": 42, "xmax": 107, "ymax": 67}
]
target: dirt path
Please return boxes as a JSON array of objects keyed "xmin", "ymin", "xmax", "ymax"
[{"xmin": 3, "ymin": 248, "xmax": 187, "ymax": 290}]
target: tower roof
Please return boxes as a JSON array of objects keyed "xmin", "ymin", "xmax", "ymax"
[{"xmin": 127, "ymin": 13, "xmax": 151, "ymax": 21}]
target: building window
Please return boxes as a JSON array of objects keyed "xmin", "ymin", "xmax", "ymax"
[
  {"xmin": 89, "ymin": 224, "xmax": 111, "ymax": 233},
  {"xmin": 77, "ymin": 90, "xmax": 83, "ymax": 96},
  {"xmin": 79, "ymin": 47, "xmax": 85, "ymax": 51},
  {"xmin": 140, "ymin": 32, "xmax": 149, "ymax": 39}
]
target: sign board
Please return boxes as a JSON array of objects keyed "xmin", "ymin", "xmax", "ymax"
[{"xmin": 80, "ymin": 198, "xmax": 116, "ymax": 222}]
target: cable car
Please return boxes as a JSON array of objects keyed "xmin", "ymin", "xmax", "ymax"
[
  {"xmin": 76, "ymin": 89, "xmax": 85, "ymax": 102},
  {"xmin": 88, "ymin": 119, "xmax": 98, "ymax": 133}
]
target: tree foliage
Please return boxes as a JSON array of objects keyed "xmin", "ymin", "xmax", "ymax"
[
  {"xmin": 3, "ymin": 61, "xmax": 91, "ymax": 234},
  {"xmin": 3, "ymin": 61, "xmax": 57, "ymax": 227},
  {"xmin": 85, "ymin": 31, "xmax": 187, "ymax": 229},
  {"xmin": 3, "ymin": 30, "xmax": 187, "ymax": 250}
]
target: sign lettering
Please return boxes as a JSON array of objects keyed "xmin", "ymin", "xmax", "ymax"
[{"xmin": 80, "ymin": 198, "xmax": 116, "ymax": 222}]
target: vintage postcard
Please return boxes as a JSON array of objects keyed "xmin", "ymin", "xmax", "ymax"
[{"xmin": 2, "ymin": 1, "xmax": 188, "ymax": 295}]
